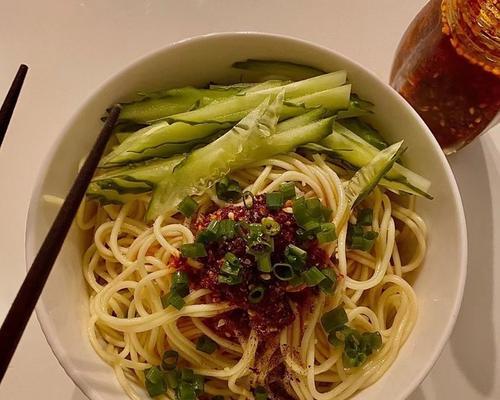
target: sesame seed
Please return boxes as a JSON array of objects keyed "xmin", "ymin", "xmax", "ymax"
[
  {"xmin": 439, "ymin": 119, "xmax": 446, "ymax": 127},
  {"xmin": 475, "ymin": 117, "xmax": 482, "ymax": 124},
  {"xmin": 228, "ymin": 212, "xmax": 235, "ymax": 220},
  {"xmin": 469, "ymin": 107, "xmax": 475, "ymax": 115}
]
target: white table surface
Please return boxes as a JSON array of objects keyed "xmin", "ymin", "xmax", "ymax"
[{"xmin": 0, "ymin": 1, "xmax": 499, "ymax": 399}]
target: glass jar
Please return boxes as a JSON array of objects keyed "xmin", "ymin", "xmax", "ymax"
[{"xmin": 390, "ymin": 0, "xmax": 500, "ymax": 154}]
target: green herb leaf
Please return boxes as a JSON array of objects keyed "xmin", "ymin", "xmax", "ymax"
[{"xmin": 177, "ymin": 196, "xmax": 198, "ymax": 218}]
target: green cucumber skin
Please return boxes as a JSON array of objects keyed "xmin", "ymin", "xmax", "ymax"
[
  {"xmin": 345, "ymin": 141, "xmax": 404, "ymax": 207},
  {"xmin": 232, "ymin": 59, "xmax": 326, "ymax": 81},
  {"xmin": 319, "ymin": 122, "xmax": 432, "ymax": 198},
  {"xmin": 340, "ymin": 118, "xmax": 388, "ymax": 150},
  {"xmin": 118, "ymin": 87, "xmax": 241, "ymax": 123},
  {"xmin": 88, "ymin": 156, "xmax": 183, "ymax": 203},
  {"xmin": 100, "ymin": 122, "xmax": 228, "ymax": 168},
  {"xmin": 165, "ymin": 71, "xmax": 347, "ymax": 124}
]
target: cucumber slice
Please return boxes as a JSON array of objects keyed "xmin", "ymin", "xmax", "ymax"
[
  {"xmin": 242, "ymin": 80, "xmax": 292, "ymax": 93},
  {"xmin": 276, "ymin": 108, "xmax": 327, "ymax": 133},
  {"xmin": 319, "ymin": 122, "xmax": 432, "ymax": 199},
  {"xmin": 289, "ymin": 85, "xmax": 351, "ymax": 109},
  {"xmin": 336, "ymin": 94, "xmax": 374, "ymax": 119},
  {"xmin": 164, "ymin": 72, "xmax": 347, "ymax": 124},
  {"xmin": 115, "ymin": 132, "xmax": 133, "ymax": 144},
  {"xmin": 87, "ymin": 156, "xmax": 183, "ymax": 204},
  {"xmin": 340, "ymin": 118, "xmax": 388, "ymax": 150},
  {"xmin": 99, "ymin": 121, "xmax": 228, "ymax": 168},
  {"xmin": 118, "ymin": 87, "xmax": 241, "ymax": 123},
  {"xmin": 147, "ymin": 94, "xmax": 282, "ymax": 219},
  {"xmin": 345, "ymin": 141, "xmax": 404, "ymax": 207},
  {"xmin": 232, "ymin": 59, "xmax": 325, "ymax": 81}
]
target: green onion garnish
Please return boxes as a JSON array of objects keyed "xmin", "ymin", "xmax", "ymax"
[
  {"xmin": 280, "ymin": 182, "xmax": 296, "ymax": 201},
  {"xmin": 172, "ymin": 271, "xmax": 189, "ymax": 286},
  {"xmin": 266, "ymin": 191, "xmax": 284, "ymax": 210},
  {"xmin": 248, "ymin": 286, "xmax": 265, "ymax": 303},
  {"xmin": 256, "ymin": 253, "xmax": 272, "ymax": 273},
  {"xmin": 305, "ymin": 197, "xmax": 322, "ymax": 218},
  {"xmin": 180, "ymin": 368, "xmax": 194, "ymax": 383},
  {"xmin": 221, "ymin": 252, "xmax": 241, "ymax": 276},
  {"xmin": 253, "ymin": 386, "xmax": 268, "ymax": 400},
  {"xmin": 193, "ymin": 374, "xmax": 205, "ymax": 394},
  {"xmin": 215, "ymin": 176, "xmax": 242, "ymax": 202},
  {"xmin": 177, "ymin": 196, "xmax": 198, "ymax": 218},
  {"xmin": 162, "ymin": 292, "xmax": 185, "ymax": 310},
  {"xmin": 273, "ymin": 263, "xmax": 294, "ymax": 281},
  {"xmin": 321, "ymin": 306, "xmax": 348, "ymax": 333},
  {"xmin": 318, "ymin": 268, "xmax": 337, "ymax": 294},
  {"xmin": 358, "ymin": 208, "xmax": 374, "ymax": 226},
  {"xmin": 302, "ymin": 266, "xmax": 326, "ymax": 286},
  {"xmin": 178, "ymin": 382, "xmax": 196, "ymax": 400},
  {"xmin": 218, "ymin": 273, "xmax": 242, "ymax": 285},
  {"xmin": 144, "ymin": 367, "xmax": 167, "ymax": 397},
  {"xmin": 289, "ymin": 275, "xmax": 304, "ymax": 287},
  {"xmin": 164, "ymin": 369, "xmax": 179, "ymax": 389},
  {"xmin": 196, "ymin": 335, "xmax": 218, "ymax": 354},
  {"xmin": 316, "ymin": 222, "xmax": 337, "ymax": 244},
  {"xmin": 161, "ymin": 350, "xmax": 178, "ymax": 371},
  {"xmin": 218, "ymin": 219, "xmax": 236, "ymax": 239},
  {"xmin": 242, "ymin": 191, "xmax": 255, "ymax": 209},
  {"xmin": 261, "ymin": 217, "xmax": 281, "ymax": 236},
  {"xmin": 284, "ymin": 244, "xmax": 307, "ymax": 270},
  {"xmin": 180, "ymin": 242, "xmax": 207, "ymax": 258}
]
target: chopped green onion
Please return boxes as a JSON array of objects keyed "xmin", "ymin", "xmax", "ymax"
[
  {"xmin": 302, "ymin": 266, "xmax": 326, "ymax": 286},
  {"xmin": 162, "ymin": 292, "xmax": 185, "ymax": 310},
  {"xmin": 178, "ymin": 381, "xmax": 196, "ymax": 400},
  {"xmin": 144, "ymin": 367, "xmax": 167, "ymax": 397},
  {"xmin": 318, "ymin": 268, "xmax": 337, "ymax": 294},
  {"xmin": 161, "ymin": 350, "xmax": 178, "ymax": 371},
  {"xmin": 215, "ymin": 176, "xmax": 242, "ymax": 202},
  {"xmin": 289, "ymin": 275, "xmax": 304, "ymax": 287},
  {"xmin": 321, "ymin": 306, "xmax": 348, "ymax": 333},
  {"xmin": 364, "ymin": 231, "xmax": 379, "ymax": 240},
  {"xmin": 180, "ymin": 243, "xmax": 207, "ymax": 258},
  {"xmin": 193, "ymin": 374, "xmax": 205, "ymax": 394},
  {"xmin": 180, "ymin": 368, "xmax": 194, "ymax": 383},
  {"xmin": 243, "ymin": 191, "xmax": 255, "ymax": 209},
  {"xmin": 292, "ymin": 197, "xmax": 309, "ymax": 226},
  {"xmin": 285, "ymin": 244, "xmax": 307, "ymax": 270},
  {"xmin": 256, "ymin": 253, "xmax": 272, "ymax": 273},
  {"xmin": 196, "ymin": 228, "xmax": 218, "ymax": 244},
  {"xmin": 316, "ymin": 222, "xmax": 337, "ymax": 244},
  {"xmin": 266, "ymin": 192, "xmax": 284, "ymax": 210},
  {"xmin": 218, "ymin": 219, "xmax": 236, "ymax": 239},
  {"xmin": 303, "ymin": 220, "xmax": 321, "ymax": 233},
  {"xmin": 248, "ymin": 286, "xmax": 265, "ymax": 303},
  {"xmin": 221, "ymin": 252, "xmax": 241, "ymax": 276},
  {"xmin": 358, "ymin": 208, "xmax": 373, "ymax": 226},
  {"xmin": 361, "ymin": 331, "xmax": 382, "ymax": 355},
  {"xmin": 321, "ymin": 205, "xmax": 333, "ymax": 222},
  {"xmin": 247, "ymin": 223, "xmax": 264, "ymax": 238},
  {"xmin": 253, "ymin": 386, "xmax": 268, "ymax": 400},
  {"xmin": 305, "ymin": 198, "xmax": 322, "ymax": 218},
  {"xmin": 280, "ymin": 182, "xmax": 296, "ymax": 201},
  {"xmin": 196, "ymin": 335, "xmax": 218, "ymax": 354},
  {"xmin": 172, "ymin": 271, "xmax": 189, "ymax": 286},
  {"xmin": 218, "ymin": 273, "xmax": 242, "ymax": 285},
  {"xmin": 273, "ymin": 263, "xmax": 294, "ymax": 281},
  {"xmin": 177, "ymin": 196, "xmax": 198, "ymax": 218},
  {"xmin": 261, "ymin": 217, "xmax": 281, "ymax": 236},
  {"xmin": 164, "ymin": 369, "xmax": 179, "ymax": 389}
]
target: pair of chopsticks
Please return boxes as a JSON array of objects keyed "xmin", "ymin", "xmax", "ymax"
[{"xmin": 0, "ymin": 65, "xmax": 121, "ymax": 382}]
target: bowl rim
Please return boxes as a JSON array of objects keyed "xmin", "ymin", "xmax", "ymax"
[{"xmin": 25, "ymin": 31, "xmax": 468, "ymax": 400}]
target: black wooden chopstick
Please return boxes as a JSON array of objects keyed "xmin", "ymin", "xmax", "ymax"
[
  {"xmin": 0, "ymin": 64, "xmax": 28, "ymax": 147},
  {"xmin": 0, "ymin": 106, "xmax": 121, "ymax": 382}
]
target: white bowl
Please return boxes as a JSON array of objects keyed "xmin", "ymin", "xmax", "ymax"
[{"xmin": 25, "ymin": 32, "xmax": 467, "ymax": 400}]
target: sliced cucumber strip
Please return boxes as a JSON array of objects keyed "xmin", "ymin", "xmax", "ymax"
[{"xmin": 232, "ymin": 59, "xmax": 325, "ymax": 81}]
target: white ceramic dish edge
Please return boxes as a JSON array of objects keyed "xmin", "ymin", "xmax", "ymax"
[{"xmin": 24, "ymin": 32, "xmax": 467, "ymax": 400}]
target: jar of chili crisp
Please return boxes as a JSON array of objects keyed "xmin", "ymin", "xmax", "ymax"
[{"xmin": 390, "ymin": 0, "xmax": 499, "ymax": 154}]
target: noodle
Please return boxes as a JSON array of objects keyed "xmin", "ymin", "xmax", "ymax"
[{"xmin": 80, "ymin": 152, "xmax": 426, "ymax": 400}]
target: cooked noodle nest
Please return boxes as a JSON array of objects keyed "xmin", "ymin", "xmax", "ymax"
[{"xmin": 78, "ymin": 152, "xmax": 425, "ymax": 400}]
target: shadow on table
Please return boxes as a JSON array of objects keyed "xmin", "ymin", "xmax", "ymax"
[{"xmin": 408, "ymin": 139, "xmax": 497, "ymax": 399}]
